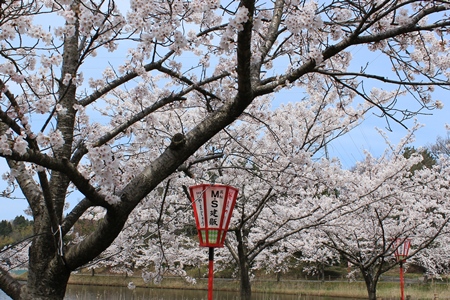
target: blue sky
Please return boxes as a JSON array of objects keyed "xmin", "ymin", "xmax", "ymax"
[
  {"xmin": 329, "ymin": 105, "xmax": 448, "ymax": 168},
  {"xmin": 326, "ymin": 45, "xmax": 450, "ymax": 168}
]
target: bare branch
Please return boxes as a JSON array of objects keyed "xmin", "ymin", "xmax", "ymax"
[{"xmin": 0, "ymin": 266, "xmax": 22, "ymax": 300}]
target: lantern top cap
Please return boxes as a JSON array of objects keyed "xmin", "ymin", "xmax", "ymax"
[{"xmin": 190, "ymin": 183, "xmax": 238, "ymax": 188}]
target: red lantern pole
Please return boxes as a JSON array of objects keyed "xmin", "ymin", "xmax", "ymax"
[
  {"xmin": 399, "ymin": 261, "xmax": 405, "ymax": 300},
  {"xmin": 189, "ymin": 184, "xmax": 238, "ymax": 300},
  {"xmin": 393, "ymin": 238, "xmax": 411, "ymax": 300},
  {"xmin": 208, "ymin": 247, "xmax": 214, "ymax": 300}
]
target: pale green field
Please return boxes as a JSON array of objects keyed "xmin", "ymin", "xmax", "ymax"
[{"xmin": 66, "ymin": 274, "xmax": 450, "ymax": 300}]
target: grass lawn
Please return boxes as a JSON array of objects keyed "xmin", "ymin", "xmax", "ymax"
[
  {"xmin": 11, "ymin": 266, "xmax": 450, "ymax": 299},
  {"xmin": 63, "ymin": 271, "xmax": 450, "ymax": 300}
]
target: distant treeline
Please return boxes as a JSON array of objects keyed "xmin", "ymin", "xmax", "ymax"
[{"xmin": 0, "ymin": 216, "xmax": 33, "ymax": 248}]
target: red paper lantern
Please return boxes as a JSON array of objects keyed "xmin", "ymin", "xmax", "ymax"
[
  {"xmin": 393, "ymin": 238, "xmax": 412, "ymax": 262},
  {"xmin": 392, "ymin": 238, "xmax": 412, "ymax": 300},
  {"xmin": 189, "ymin": 184, "xmax": 238, "ymax": 248}
]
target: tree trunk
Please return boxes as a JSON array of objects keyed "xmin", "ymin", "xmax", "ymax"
[
  {"xmin": 25, "ymin": 260, "xmax": 70, "ymax": 300},
  {"xmin": 321, "ymin": 263, "xmax": 325, "ymax": 282},
  {"xmin": 23, "ymin": 215, "xmax": 71, "ymax": 300},
  {"xmin": 21, "ymin": 3, "xmax": 79, "ymax": 298},
  {"xmin": 236, "ymin": 230, "xmax": 251, "ymax": 300},
  {"xmin": 362, "ymin": 271, "xmax": 379, "ymax": 300}
]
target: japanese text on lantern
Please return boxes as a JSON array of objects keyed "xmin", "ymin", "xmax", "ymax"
[
  {"xmin": 193, "ymin": 189, "xmax": 205, "ymax": 227},
  {"xmin": 221, "ymin": 188, "xmax": 236, "ymax": 229},
  {"xmin": 207, "ymin": 188, "xmax": 224, "ymax": 229}
]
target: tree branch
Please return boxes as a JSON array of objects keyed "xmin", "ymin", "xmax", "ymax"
[
  {"xmin": 0, "ymin": 266, "xmax": 22, "ymax": 300},
  {"xmin": 2, "ymin": 150, "xmax": 109, "ymax": 208},
  {"xmin": 61, "ymin": 198, "xmax": 93, "ymax": 235}
]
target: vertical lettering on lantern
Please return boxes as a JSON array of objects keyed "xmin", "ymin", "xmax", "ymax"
[
  {"xmin": 193, "ymin": 187, "xmax": 205, "ymax": 227},
  {"xmin": 221, "ymin": 188, "xmax": 236, "ymax": 229},
  {"xmin": 207, "ymin": 187, "xmax": 224, "ymax": 229}
]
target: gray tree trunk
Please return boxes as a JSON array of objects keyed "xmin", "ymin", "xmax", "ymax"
[
  {"xmin": 362, "ymin": 271, "xmax": 379, "ymax": 300},
  {"xmin": 236, "ymin": 230, "xmax": 252, "ymax": 300}
]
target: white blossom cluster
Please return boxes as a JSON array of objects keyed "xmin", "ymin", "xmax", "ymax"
[
  {"xmin": 0, "ymin": 242, "xmax": 31, "ymax": 272},
  {"xmin": 219, "ymin": 6, "xmax": 250, "ymax": 51},
  {"xmin": 0, "ymin": 134, "xmax": 12, "ymax": 156},
  {"xmin": 85, "ymin": 145, "xmax": 123, "ymax": 205},
  {"xmin": 285, "ymin": 2, "xmax": 322, "ymax": 34}
]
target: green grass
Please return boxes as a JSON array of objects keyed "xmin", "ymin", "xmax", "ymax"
[
  {"xmin": 63, "ymin": 273, "xmax": 450, "ymax": 300},
  {"xmin": 12, "ymin": 267, "xmax": 450, "ymax": 299},
  {"xmin": 249, "ymin": 280, "xmax": 450, "ymax": 299}
]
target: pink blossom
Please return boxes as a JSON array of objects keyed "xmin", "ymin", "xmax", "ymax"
[{"xmin": 13, "ymin": 136, "xmax": 28, "ymax": 155}]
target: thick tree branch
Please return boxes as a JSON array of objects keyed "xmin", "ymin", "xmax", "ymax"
[
  {"xmin": 237, "ymin": 0, "xmax": 256, "ymax": 97},
  {"xmin": 63, "ymin": 1, "xmax": 261, "ymax": 270},
  {"xmin": 0, "ymin": 266, "xmax": 22, "ymax": 300},
  {"xmin": 257, "ymin": 5, "xmax": 450, "ymax": 97},
  {"xmin": 2, "ymin": 150, "xmax": 109, "ymax": 208},
  {"xmin": 61, "ymin": 198, "xmax": 93, "ymax": 235},
  {"xmin": 64, "ymin": 208, "xmax": 127, "ymax": 269},
  {"xmin": 0, "ymin": 109, "xmax": 23, "ymax": 137},
  {"xmin": 5, "ymin": 159, "xmax": 43, "ymax": 217},
  {"xmin": 317, "ymin": 70, "xmax": 450, "ymax": 86}
]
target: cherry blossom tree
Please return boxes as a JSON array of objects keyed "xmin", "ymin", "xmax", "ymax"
[
  {"xmin": 1, "ymin": 1, "xmax": 450, "ymax": 299},
  {"xmin": 318, "ymin": 135, "xmax": 450, "ymax": 300},
  {"xmin": 79, "ymin": 92, "xmax": 360, "ymax": 300},
  {"xmin": 411, "ymin": 233, "xmax": 450, "ymax": 281},
  {"xmin": 92, "ymin": 107, "xmax": 443, "ymax": 300},
  {"xmin": 429, "ymin": 132, "xmax": 450, "ymax": 158},
  {"xmin": 194, "ymin": 98, "xmax": 359, "ymax": 300}
]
